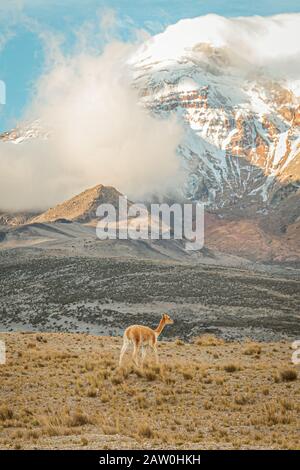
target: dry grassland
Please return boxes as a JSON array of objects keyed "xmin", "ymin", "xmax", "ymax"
[{"xmin": 0, "ymin": 332, "xmax": 299, "ymax": 449}]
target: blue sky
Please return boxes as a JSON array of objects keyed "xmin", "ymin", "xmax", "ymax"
[{"xmin": 0, "ymin": 0, "xmax": 300, "ymax": 131}]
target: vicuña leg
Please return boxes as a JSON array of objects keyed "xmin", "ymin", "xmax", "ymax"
[
  {"xmin": 132, "ymin": 341, "xmax": 141, "ymax": 367},
  {"xmin": 141, "ymin": 346, "xmax": 147, "ymax": 366},
  {"xmin": 152, "ymin": 344, "xmax": 159, "ymax": 365},
  {"xmin": 119, "ymin": 338, "xmax": 129, "ymax": 367}
]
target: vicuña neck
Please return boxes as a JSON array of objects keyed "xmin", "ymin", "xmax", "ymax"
[{"xmin": 155, "ymin": 318, "xmax": 166, "ymax": 336}]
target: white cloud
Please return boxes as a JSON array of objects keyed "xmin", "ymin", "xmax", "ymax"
[
  {"xmin": 132, "ymin": 13, "xmax": 300, "ymax": 80},
  {"xmin": 100, "ymin": 7, "xmax": 117, "ymax": 32},
  {"xmin": 0, "ymin": 39, "xmax": 183, "ymax": 211}
]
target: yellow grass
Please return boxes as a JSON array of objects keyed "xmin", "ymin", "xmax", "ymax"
[{"xmin": 0, "ymin": 332, "xmax": 299, "ymax": 450}]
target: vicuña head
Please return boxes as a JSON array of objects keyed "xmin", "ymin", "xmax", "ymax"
[
  {"xmin": 119, "ymin": 313, "xmax": 174, "ymax": 367},
  {"xmin": 162, "ymin": 313, "xmax": 174, "ymax": 325}
]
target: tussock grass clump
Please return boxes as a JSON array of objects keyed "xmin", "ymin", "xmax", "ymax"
[
  {"xmin": 111, "ymin": 374, "xmax": 124, "ymax": 385},
  {"xmin": 263, "ymin": 403, "xmax": 294, "ymax": 426},
  {"xmin": 100, "ymin": 393, "xmax": 110, "ymax": 403},
  {"xmin": 223, "ymin": 363, "xmax": 240, "ymax": 373},
  {"xmin": 137, "ymin": 422, "xmax": 153, "ymax": 439},
  {"xmin": 26, "ymin": 430, "xmax": 39, "ymax": 440},
  {"xmin": 280, "ymin": 399, "xmax": 294, "ymax": 411},
  {"xmin": 67, "ymin": 409, "xmax": 92, "ymax": 427},
  {"xmin": 182, "ymin": 371, "xmax": 193, "ymax": 380},
  {"xmin": 243, "ymin": 342, "xmax": 262, "ymax": 356},
  {"xmin": 42, "ymin": 425, "xmax": 72, "ymax": 437},
  {"xmin": 86, "ymin": 388, "xmax": 98, "ymax": 398},
  {"xmin": 278, "ymin": 369, "xmax": 298, "ymax": 382},
  {"xmin": 36, "ymin": 335, "xmax": 47, "ymax": 343},
  {"xmin": 194, "ymin": 334, "xmax": 224, "ymax": 347},
  {"xmin": 234, "ymin": 393, "xmax": 254, "ymax": 406},
  {"xmin": 39, "ymin": 408, "xmax": 92, "ymax": 429},
  {"xmin": 0, "ymin": 405, "xmax": 14, "ymax": 421},
  {"xmin": 215, "ymin": 375, "xmax": 225, "ymax": 385},
  {"xmin": 136, "ymin": 394, "xmax": 148, "ymax": 409},
  {"xmin": 175, "ymin": 339, "xmax": 185, "ymax": 346},
  {"xmin": 143, "ymin": 370, "xmax": 157, "ymax": 381}
]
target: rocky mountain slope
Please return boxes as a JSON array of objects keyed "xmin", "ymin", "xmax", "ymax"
[
  {"xmin": 0, "ymin": 211, "xmax": 39, "ymax": 227},
  {"xmin": 32, "ymin": 184, "xmax": 124, "ymax": 224},
  {"xmin": 130, "ymin": 15, "xmax": 300, "ymax": 213}
]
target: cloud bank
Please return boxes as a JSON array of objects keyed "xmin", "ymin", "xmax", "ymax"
[
  {"xmin": 133, "ymin": 13, "xmax": 300, "ymax": 82},
  {"xmin": 0, "ymin": 38, "xmax": 183, "ymax": 211}
]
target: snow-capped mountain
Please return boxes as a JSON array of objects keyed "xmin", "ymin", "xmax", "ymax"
[
  {"xmin": 1, "ymin": 15, "xmax": 299, "ymax": 217},
  {"xmin": 130, "ymin": 14, "xmax": 300, "ymax": 212},
  {"xmin": 0, "ymin": 120, "xmax": 49, "ymax": 144}
]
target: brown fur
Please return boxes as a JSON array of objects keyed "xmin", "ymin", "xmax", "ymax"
[{"xmin": 119, "ymin": 313, "xmax": 174, "ymax": 367}]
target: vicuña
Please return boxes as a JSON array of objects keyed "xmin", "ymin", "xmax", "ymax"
[{"xmin": 119, "ymin": 313, "xmax": 174, "ymax": 367}]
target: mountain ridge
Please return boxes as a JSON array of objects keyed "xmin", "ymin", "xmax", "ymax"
[{"xmin": 31, "ymin": 184, "xmax": 124, "ymax": 224}]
